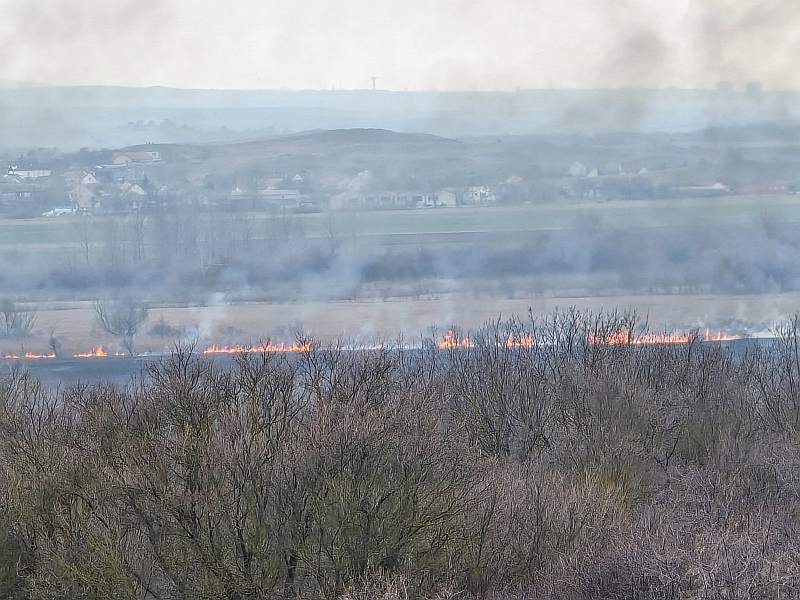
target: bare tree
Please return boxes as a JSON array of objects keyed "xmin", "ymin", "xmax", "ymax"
[
  {"xmin": 94, "ymin": 299, "xmax": 149, "ymax": 355},
  {"xmin": 0, "ymin": 301, "xmax": 36, "ymax": 339},
  {"xmin": 46, "ymin": 325, "xmax": 64, "ymax": 358},
  {"xmin": 128, "ymin": 210, "xmax": 146, "ymax": 263},
  {"xmin": 7, "ymin": 311, "xmax": 800, "ymax": 599},
  {"xmin": 76, "ymin": 217, "xmax": 92, "ymax": 266}
]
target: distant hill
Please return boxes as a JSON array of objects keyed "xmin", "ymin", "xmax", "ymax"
[
  {"xmin": 3, "ymin": 85, "xmax": 800, "ymax": 152},
  {"xmin": 110, "ymin": 129, "xmax": 468, "ymax": 188},
  {"xmin": 122, "ymin": 128, "xmax": 459, "ymax": 159},
  {"xmin": 276, "ymin": 128, "xmax": 458, "ymax": 145}
]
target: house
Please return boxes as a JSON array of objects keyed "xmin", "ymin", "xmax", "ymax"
[
  {"xmin": 436, "ymin": 189, "xmax": 459, "ymax": 207},
  {"xmin": 230, "ymin": 187, "xmax": 308, "ymax": 210},
  {"xmin": 0, "ymin": 188, "xmax": 44, "ymax": 203},
  {"xmin": 0, "ymin": 185, "xmax": 49, "ymax": 217},
  {"xmin": 7, "ymin": 166, "xmax": 52, "ymax": 179},
  {"xmin": 331, "ymin": 191, "xmax": 434, "ymax": 211},
  {"xmin": 42, "ymin": 207, "xmax": 74, "ymax": 217},
  {"xmin": 81, "ymin": 173, "xmax": 99, "ymax": 186},
  {"xmin": 673, "ymin": 182, "xmax": 731, "ymax": 196},
  {"xmin": 69, "ymin": 185, "xmax": 99, "ymax": 214},
  {"xmin": 332, "ymin": 188, "xmax": 483, "ymax": 211},
  {"xmin": 464, "ymin": 186, "xmax": 497, "ymax": 206},
  {"xmin": 119, "ymin": 182, "xmax": 147, "ymax": 196},
  {"xmin": 112, "ymin": 150, "xmax": 162, "ymax": 166},
  {"xmin": 411, "ymin": 192, "xmax": 438, "ymax": 208}
]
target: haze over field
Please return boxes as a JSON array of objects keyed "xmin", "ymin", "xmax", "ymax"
[
  {"xmin": 0, "ymin": 0, "xmax": 799, "ymax": 351},
  {"xmin": 3, "ymin": 0, "xmax": 800, "ymax": 148}
]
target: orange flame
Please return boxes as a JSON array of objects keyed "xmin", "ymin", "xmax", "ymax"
[
  {"xmin": 436, "ymin": 332, "xmax": 535, "ymax": 349},
  {"xmin": 202, "ymin": 340, "xmax": 313, "ymax": 355},
  {"xmin": 73, "ymin": 346, "xmax": 109, "ymax": 358},
  {"xmin": 701, "ymin": 329, "xmax": 739, "ymax": 343},
  {"xmin": 437, "ymin": 330, "xmax": 473, "ymax": 349},
  {"xmin": 1, "ymin": 351, "xmax": 56, "ymax": 360},
  {"xmin": 506, "ymin": 334, "xmax": 535, "ymax": 348},
  {"xmin": 591, "ymin": 329, "xmax": 738, "ymax": 345}
]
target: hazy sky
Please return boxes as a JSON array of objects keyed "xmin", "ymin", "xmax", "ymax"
[{"xmin": 1, "ymin": 0, "xmax": 798, "ymax": 90}]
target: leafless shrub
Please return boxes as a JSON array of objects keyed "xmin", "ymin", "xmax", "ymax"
[
  {"xmin": 94, "ymin": 298, "xmax": 149, "ymax": 355},
  {"xmin": 3, "ymin": 311, "xmax": 800, "ymax": 599},
  {"xmin": 0, "ymin": 301, "xmax": 36, "ymax": 339},
  {"xmin": 46, "ymin": 325, "xmax": 63, "ymax": 358}
]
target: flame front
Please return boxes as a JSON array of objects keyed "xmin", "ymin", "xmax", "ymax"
[
  {"xmin": 506, "ymin": 334, "xmax": 535, "ymax": 348},
  {"xmin": 202, "ymin": 340, "xmax": 313, "ymax": 355},
  {"xmin": 591, "ymin": 329, "xmax": 738, "ymax": 345},
  {"xmin": 437, "ymin": 330, "xmax": 473, "ymax": 349},
  {"xmin": 1, "ymin": 351, "xmax": 56, "ymax": 360},
  {"xmin": 74, "ymin": 346, "xmax": 108, "ymax": 358},
  {"xmin": 437, "ymin": 331, "xmax": 534, "ymax": 349},
  {"xmin": 0, "ymin": 328, "xmax": 743, "ymax": 362}
]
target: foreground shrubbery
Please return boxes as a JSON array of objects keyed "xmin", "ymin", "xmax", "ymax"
[{"xmin": 2, "ymin": 310, "xmax": 800, "ymax": 599}]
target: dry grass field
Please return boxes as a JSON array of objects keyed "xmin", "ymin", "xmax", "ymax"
[
  {"xmin": 0, "ymin": 291, "xmax": 793, "ymax": 357},
  {"xmin": 4, "ymin": 194, "xmax": 800, "ymax": 356}
]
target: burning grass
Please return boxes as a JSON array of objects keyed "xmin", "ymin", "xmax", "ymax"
[
  {"xmin": 436, "ymin": 327, "xmax": 738, "ymax": 350},
  {"xmin": 589, "ymin": 327, "xmax": 739, "ymax": 345},
  {"xmin": 0, "ymin": 351, "xmax": 56, "ymax": 360},
  {"xmin": 202, "ymin": 340, "xmax": 314, "ymax": 354},
  {"xmin": 0, "ymin": 324, "xmax": 744, "ymax": 362}
]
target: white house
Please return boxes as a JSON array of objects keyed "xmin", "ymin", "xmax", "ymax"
[
  {"xmin": 465, "ymin": 186, "xmax": 497, "ymax": 205},
  {"xmin": 81, "ymin": 173, "xmax": 98, "ymax": 186},
  {"xmin": 120, "ymin": 182, "xmax": 146, "ymax": 196},
  {"xmin": 436, "ymin": 189, "xmax": 459, "ymax": 207},
  {"xmin": 112, "ymin": 150, "xmax": 162, "ymax": 165},
  {"xmin": 7, "ymin": 166, "xmax": 51, "ymax": 179}
]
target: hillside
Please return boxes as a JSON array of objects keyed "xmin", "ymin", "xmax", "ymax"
[{"xmin": 4, "ymin": 85, "xmax": 800, "ymax": 150}]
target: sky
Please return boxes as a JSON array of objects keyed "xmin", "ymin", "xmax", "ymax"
[{"xmin": 1, "ymin": 0, "xmax": 799, "ymax": 91}]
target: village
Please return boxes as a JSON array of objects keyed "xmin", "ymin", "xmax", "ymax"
[
  {"xmin": 2, "ymin": 126, "xmax": 781, "ymax": 221},
  {"xmin": 0, "ymin": 148, "xmax": 504, "ymax": 217}
]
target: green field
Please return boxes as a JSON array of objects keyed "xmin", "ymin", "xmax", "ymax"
[{"xmin": 3, "ymin": 194, "xmax": 800, "ymax": 247}]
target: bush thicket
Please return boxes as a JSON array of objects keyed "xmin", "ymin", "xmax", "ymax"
[{"xmin": 1, "ymin": 310, "xmax": 800, "ymax": 599}]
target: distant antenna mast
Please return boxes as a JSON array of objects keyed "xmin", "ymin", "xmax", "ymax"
[{"xmin": 370, "ymin": 76, "xmax": 378, "ymax": 91}]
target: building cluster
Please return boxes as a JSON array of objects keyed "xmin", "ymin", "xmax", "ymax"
[
  {"xmin": 66, "ymin": 171, "xmax": 171, "ymax": 215},
  {"xmin": 329, "ymin": 187, "xmax": 496, "ymax": 211},
  {"xmin": 6, "ymin": 165, "xmax": 53, "ymax": 180},
  {"xmin": 0, "ymin": 149, "xmax": 169, "ymax": 217},
  {"xmin": 1, "ymin": 144, "xmax": 781, "ymax": 219},
  {"xmin": 107, "ymin": 150, "xmax": 162, "ymax": 167},
  {"xmin": 0, "ymin": 162, "xmax": 56, "ymax": 216},
  {"xmin": 217, "ymin": 172, "xmax": 499, "ymax": 213},
  {"xmin": 562, "ymin": 161, "xmax": 733, "ymax": 201}
]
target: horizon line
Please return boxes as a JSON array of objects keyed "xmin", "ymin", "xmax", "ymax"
[{"xmin": 2, "ymin": 80, "xmax": 797, "ymax": 95}]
